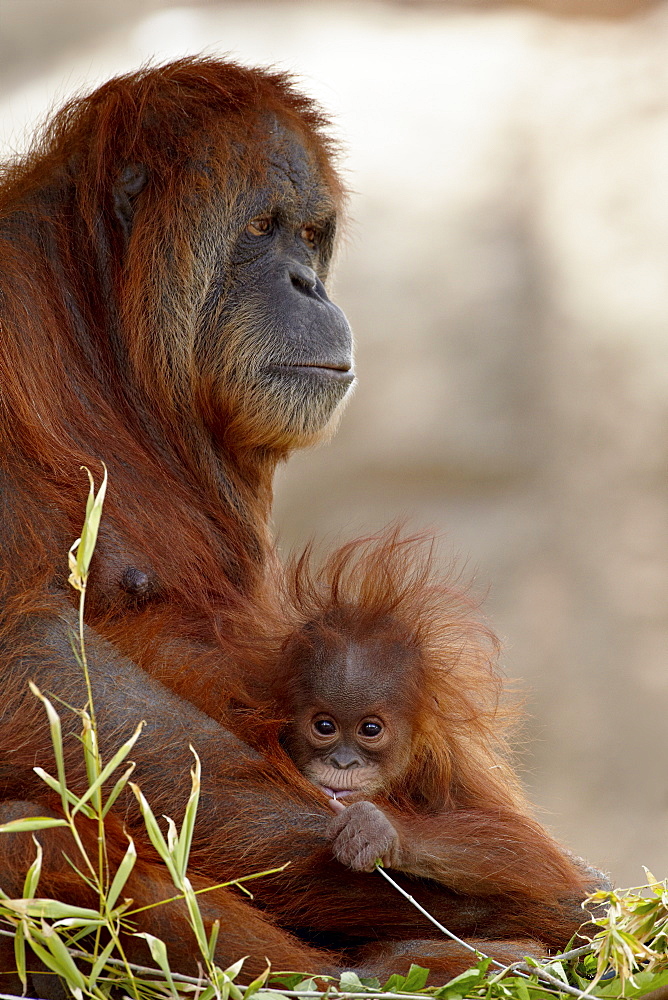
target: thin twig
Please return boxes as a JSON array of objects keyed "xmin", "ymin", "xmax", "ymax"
[
  {"xmin": 0, "ymin": 926, "xmax": 597, "ymax": 1000},
  {"xmin": 546, "ymin": 944, "xmax": 596, "ymax": 963},
  {"xmin": 512, "ymin": 964, "xmax": 592, "ymax": 999},
  {"xmin": 258, "ymin": 993, "xmax": 450, "ymax": 999},
  {"xmin": 374, "ymin": 865, "xmax": 604, "ymax": 995},
  {"xmin": 374, "ymin": 866, "xmax": 507, "ymax": 970}
]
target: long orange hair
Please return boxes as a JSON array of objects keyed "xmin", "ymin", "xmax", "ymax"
[{"xmin": 261, "ymin": 528, "xmax": 528, "ymax": 814}]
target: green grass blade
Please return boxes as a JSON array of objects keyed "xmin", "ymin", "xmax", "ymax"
[
  {"xmin": 0, "ymin": 816, "xmax": 69, "ymax": 833},
  {"xmin": 242, "ymin": 963, "xmax": 270, "ymax": 998},
  {"xmin": 40, "ymin": 921, "xmax": 88, "ymax": 991},
  {"xmin": 32, "ymin": 767, "xmax": 96, "ymax": 818},
  {"xmin": 67, "ymin": 536, "xmax": 84, "ymax": 592},
  {"xmin": 211, "ymin": 964, "xmax": 244, "ymax": 1000},
  {"xmin": 87, "ymin": 936, "xmax": 117, "ymax": 992},
  {"xmin": 165, "ymin": 815, "xmax": 179, "ymax": 858},
  {"xmin": 133, "ymin": 932, "xmax": 178, "ymax": 998},
  {"xmin": 21, "ymin": 931, "xmax": 80, "ymax": 995},
  {"xmin": 13, "ymin": 921, "xmax": 27, "ymax": 993},
  {"xmin": 102, "ymin": 762, "xmax": 136, "ymax": 817},
  {"xmin": 72, "ymin": 720, "xmax": 144, "ymax": 818},
  {"xmin": 222, "ymin": 957, "xmax": 246, "ymax": 981},
  {"xmin": 106, "ymin": 837, "xmax": 137, "ymax": 911},
  {"xmin": 81, "ymin": 714, "xmax": 101, "ymax": 808},
  {"xmin": 129, "ymin": 783, "xmax": 178, "ymax": 883},
  {"xmin": 194, "ymin": 986, "xmax": 216, "ymax": 1000},
  {"xmin": 28, "ymin": 683, "xmax": 69, "ymax": 814},
  {"xmin": 3, "ymin": 899, "xmax": 102, "ymax": 921},
  {"xmin": 207, "ymin": 919, "xmax": 220, "ymax": 964},
  {"xmin": 76, "ymin": 465, "xmax": 108, "ymax": 581},
  {"xmin": 181, "ymin": 877, "xmax": 208, "ymax": 954},
  {"xmin": 175, "ymin": 747, "xmax": 201, "ymax": 877},
  {"xmin": 22, "ymin": 837, "xmax": 43, "ymax": 899}
]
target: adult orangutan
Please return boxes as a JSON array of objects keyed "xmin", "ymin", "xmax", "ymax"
[{"xmin": 0, "ymin": 58, "xmax": 604, "ymax": 989}]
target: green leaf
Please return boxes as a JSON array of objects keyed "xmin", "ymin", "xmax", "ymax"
[
  {"xmin": 72, "ymin": 719, "xmax": 144, "ymax": 818},
  {"xmin": 593, "ymin": 968, "xmax": 668, "ymax": 997},
  {"xmin": 358, "ymin": 975, "xmax": 382, "ymax": 989},
  {"xmin": 22, "ymin": 837, "xmax": 43, "ymax": 902},
  {"xmin": 13, "ymin": 921, "xmax": 27, "ymax": 993},
  {"xmin": 540, "ymin": 961, "xmax": 569, "ymax": 985},
  {"xmin": 39, "ymin": 921, "xmax": 88, "ymax": 990},
  {"xmin": 76, "ymin": 464, "xmax": 108, "ymax": 582},
  {"xmin": 3, "ymin": 898, "xmax": 102, "ymax": 920},
  {"xmin": 339, "ymin": 971, "xmax": 366, "ymax": 991},
  {"xmin": 242, "ymin": 962, "xmax": 270, "ymax": 998},
  {"xmin": 165, "ymin": 814, "xmax": 179, "ymax": 857},
  {"xmin": 32, "ymin": 767, "xmax": 96, "ymax": 818},
  {"xmin": 223, "ymin": 956, "xmax": 247, "ymax": 981},
  {"xmin": 0, "ymin": 816, "xmax": 69, "ymax": 833},
  {"xmin": 68, "ymin": 536, "xmax": 84, "ymax": 592},
  {"xmin": 383, "ymin": 966, "xmax": 431, "ymax": 993},
  {"xmin": 195, "ymin": 987, "xmax": 217, "ymax": 1000},
  {"xmin": 81, "ymin": 714, "xmax": 100, "ymax": 799},
  {"xmin": 382, "ymin": 972, "xmax": 408, "ymax": 992},
  {"xmin": 174, "ymin": 747, "xmax": 201, "ymax": 878},
  {"xmin": 212, "ymin": 963, "xmax": 244, "ymax": 1000},
  {"xmin": 87, "ymin": 936, "xmax": 118, "ymax": 992},
  {"xmin": 207, "ymin": 918, "xmax": 220, "ymax": 963},
  {"xmin": 269, "ymin": 973, "xmax": 313, "ymax": 990},
  {"xmin": 129, "ymin": 782, "xmax": 178, "ymax": 882},
  {"xmin": 181, "ymin": 876, "xmax": 208, "ymax": 954},
  {"xmin": 400, "ymin": 963, "xmax": 431, "ymax": 991},
  {"xmin": 106, "ymin": 836, "xmax": 137, "ymax": 911},
  {"xmin": 101, "ymin": 762, "xmax": 136, "ymax": 817},
  {"xmin": 28, "ymin": 683, "xmax": 69, "ymax": 814},
  {"xmin": 80, "ymin": 716, "xmax": 102, "ymax": 815},
  {"xmin": 433, "ymin": 959, "xmax": 491, "ymax": 997},
  {"xmin": 293, "ymin": 977, "xmax": 317, "ymax": 992},
  {"xmin": 133, "ymin": 932, "xmax": 178, "ymax": 998},
  {"xmin": 20, "ymin": 932, "xmax": 75, "ymax": 990}
]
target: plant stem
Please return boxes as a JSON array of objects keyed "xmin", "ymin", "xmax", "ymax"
[{"xmin": 374, "ymin": 866, "xmax": 505, "ymax": 970}]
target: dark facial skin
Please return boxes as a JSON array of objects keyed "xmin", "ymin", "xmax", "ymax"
[
  {"xmin": 196, "ymin": 123, "xmax": 355, "ymax": 446},
  {"xmin": 112, "ymin": 121, "xmax": 354, "ymax": 451},
  {"xmin": 284, "ymin": 634, "xmax": 415, "ymax": 798},
  {"xmin": 290, "ymin": 692, "xmax": 410, "ymax": 800}
]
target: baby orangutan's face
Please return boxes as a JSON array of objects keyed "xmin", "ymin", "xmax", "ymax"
[
  {"xmin": 288, "ymin": 707, "xmax": 411, "ymax": 799},
  {"xmin": 281, "ymin": 631, "xmax": 416, "ymax": 800}
]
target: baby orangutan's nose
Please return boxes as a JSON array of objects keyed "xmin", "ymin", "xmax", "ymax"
[{"xmin": 328, "ymin": 749, "xmax": 362, "ymax": 770}]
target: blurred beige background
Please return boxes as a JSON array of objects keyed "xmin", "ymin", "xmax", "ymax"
[{"xmin": 2, "ymin": 0, "xmax": 667, "ymax": 888}]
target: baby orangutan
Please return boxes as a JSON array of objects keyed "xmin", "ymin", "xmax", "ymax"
[
  {"xmin": 278, "ymin": 611, "xmax": 434, "ymax": 872},
  {"xmin": 265, "ymin": 530, "xmax": 608, "ymax": 924}
]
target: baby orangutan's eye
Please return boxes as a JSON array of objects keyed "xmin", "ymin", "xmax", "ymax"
[
  {"xmin": 313, "ymin": 718, "xmax": 337, "ymax": 737},
  {"xmin": 359, "ymin": 720, "xmax": 383, "ymax": 739}
]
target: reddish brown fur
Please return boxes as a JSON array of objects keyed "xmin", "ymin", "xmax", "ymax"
[
  {"xmin": 0, "ymin": 59, "xmax": 605, "ymax": 989},
  {"xmin": 272, "ymin": 531, "xmax": 521, "ymax": 813},
  {"xmin": 250, "ymin": 530, "xmax": 605, "ymax": 904},
  {"xmin": 0, "ymin": 59, "xmax": 341, "ymax": 621}
]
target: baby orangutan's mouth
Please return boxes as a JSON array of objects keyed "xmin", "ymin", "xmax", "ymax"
[
  {"xmin": 305, "ymin": 764, "xmax": 381, "ymax": 799},
  {"xmin": 319, "ymin": 785, "xmax": 355, "ymax": 800}
]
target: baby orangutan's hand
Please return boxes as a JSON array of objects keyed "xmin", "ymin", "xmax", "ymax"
[{"xmin": 327, "ymin": 800, "xmax": 400, "ymax": 872}]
